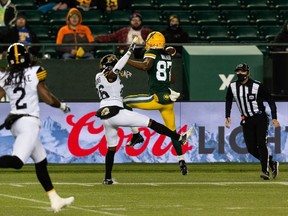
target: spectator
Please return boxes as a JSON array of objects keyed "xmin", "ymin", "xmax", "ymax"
[
  {"xmin": 0, "ymin": 0, "xmax": 17, "ymax": 27},
  {"xmin": 270, "ymin": 20, "xmax": 288, "ymax": 51},
  {"xmin": 56, "ymin": 8, "xmax": 95, "ymax": 59},
  {"xmin": 95, "ymin": 12, "xmax": 152, "ymax": 59},
  {"xmin": 0, "ymin": 12, "xmax": 40, "ymax": 57},
  {"xmin": 36, "ymin": 0, "xmax": 73, "ymax": 14},
  {"xmin": 96, "ymin": 0, "xmax": 131, "ymax": 12},
  {"xmin": 161, "ymin": 15, "xmax": 189, "ymax": 57},
  {"xmin": 75, "ymin": 0, "xmax": 97, "ymax": 11}
]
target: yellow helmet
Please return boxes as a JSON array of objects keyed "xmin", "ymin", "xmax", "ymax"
[{"xmin": 145, "ymin": 31, "xmax": 165, "ymax": 50}]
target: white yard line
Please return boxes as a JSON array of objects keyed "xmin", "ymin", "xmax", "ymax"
[
  {"xmin": 1, "ymin": 181, "xmax": 288, "ymax": 186},
  {"xmin": 0, "ymin": 193, "xmax": 126, "ymax": 216}
]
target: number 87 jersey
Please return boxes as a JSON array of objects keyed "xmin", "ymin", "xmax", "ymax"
[
  {"xmin": 0, "ymin": 66, "xmax": 47, "ymax": 118},
  {"xmin": 144, "ymin": 49, "xmax": 172, "ymax": 95}
]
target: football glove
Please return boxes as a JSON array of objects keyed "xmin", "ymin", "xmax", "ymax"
[
  {"xmin": 119, "ymin": 70, "xmax": 132, "ymax": 78},
  {"xmin": 168, "ymin": 88, "xmax": 180, "ymax": 102},
  {"xmin": 128, "ymin": 37, "xmax": 138, "ymax": 53},
  {"xmin": 60, "ymin": 103, "xmax": 71, "ymax": 114}
]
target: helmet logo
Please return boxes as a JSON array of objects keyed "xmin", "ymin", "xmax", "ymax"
[{"xmin": 14, "ymin": 44, "xmax": 19, "ymax": 64}]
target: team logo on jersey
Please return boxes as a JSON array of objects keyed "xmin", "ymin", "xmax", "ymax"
[
  {"xmin": 101, "ymin": 107, "xmax": 110, "ymax": 116},
  {"xmin": 248, "ymin": 94, "xmax": 256, "ymax": 101},
  {"xmin": 163, "ymin": 94, "xmax": 170, "ymax": 100}
]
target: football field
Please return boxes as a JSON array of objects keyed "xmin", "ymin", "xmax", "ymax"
[{"xmin": 0, "ymin": 163, "xmax": 287, "ymax": 216}]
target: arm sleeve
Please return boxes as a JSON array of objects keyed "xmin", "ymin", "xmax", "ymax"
[
  {"xmin": 112, "ymin": 51, "xmax": 132, "ymax": 74},
  {"xmin": 261, "ymin": 84, "xmax": 277, "ymax": 119},
  {"xmin": 225, "ymin": 85, "xmax": 233, "ymax": 118}
]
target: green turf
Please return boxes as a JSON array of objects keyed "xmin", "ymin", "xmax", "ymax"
[{"xmin": 0, "ymin": 163, "xmax": 287, "ymax": 216}]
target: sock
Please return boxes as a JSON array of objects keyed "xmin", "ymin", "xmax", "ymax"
[
  {"xmin": 0, "ymin": 155, "xmax": 24, "ymax": 169},
  {"xmin": 172, "ymin": 139, "xmax": 183, "ymax": 155},
  {"xmin": 35, "ymin": 158, "xmax": 54, "ymax": 192},
  {"xmin": 177, "ymin": 155, "xmax": 184, "ymax": 161},
  {"xmin": 131, "ymin": 127, "xmax": 139, "ymax": 134},
  {"xmin": 149, "ymin": 120, "xmax": 180, "ymax": 141},
  {"xmin": 47, "ymin": 188, "xmax": 59, "ymax": 201},
  {"xmin": 105, "ymin": 150, "xmax": 115, "ymax": 180}
]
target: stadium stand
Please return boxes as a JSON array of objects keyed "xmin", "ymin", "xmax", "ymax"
[
  {"xmin": 6, "ymin": 0, "xmax": 287, "ymax": 59},
  {"xmin": 154, "ymin": 0, "xmax": 184, "ymax": 10},
  {"xmin": 161, "ymin": 10, "xmax": 191, "ymax": 25},
  {"xmin": 249, "ymin": 10, "xmax": 279, "ymax": 25},
  {"xmin": 258, "ymin": 25, "xmax": 282, "ymax": 42},
  {"xmin": 20, "ymin": 10, "xmax": 44, "ymax": 25},
  {"xmin": 131, "ymin": 0, "xmax": 154, "ymax": 10},
  {"xmin": 105, "ymin": 10, "xmax": 131, "ymax": 25},
  {"xmin": 229, "ymin": 25, "xmax": 261, "ymax": 42},
  {"xmin": 81, "ymin": 10, "xmax": 104, "ymax": 25},
  {"xmin": 191, "ymin": 10, "xmax": 223, "ymax": 25},
  {"xmin": 221, "ymin": 10, "xmax": 251, "ymax": 25},
  {"xmin": 186, "ymin": 0, "xmax": 213, "ymax": 10},
  {"xmin": 270, "ymin": 0, "xmax": 288, "ymax": 9},
  {"xmin": 213, "ymin": 0, "xmax": 241, "ymax": 10},
  {"xmin": 201, "ymin": 25, "xmax": 231, "ymax": 42},
  {"xmin": 137, "ymin": 10, "xmax": 163, "ymax": 25},
  {"xmin": 240, "ymin": 0, "xmax": 271, "ymax": 9},
  {"xmin": 13, "ymin": 0, "xmax": 37, "ymax": 10}
]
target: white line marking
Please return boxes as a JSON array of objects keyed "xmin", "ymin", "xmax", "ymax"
[
  {"xmin": 1, "ymin": 181, "xmax": 288, "ymax": 186},
  {"xmin": 0, "ymin": 193, "xmax": 126, "ymax": 216}
]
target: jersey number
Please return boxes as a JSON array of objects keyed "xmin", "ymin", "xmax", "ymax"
[
  {"xmin": 156, "ymin": 60, "xmax": 172, "ymax": 81},
  {"xmin": 13, "ymin": 87, "xmax": 27, "ymax": 109},
  {"xmin": 97, "ymin": 84, "xmax": 110, "ymax": 100}
]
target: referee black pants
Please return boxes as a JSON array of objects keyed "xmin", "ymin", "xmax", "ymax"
[{"xmin": 242, "ymin": 113, "xmax": 269, "ymax": 173}]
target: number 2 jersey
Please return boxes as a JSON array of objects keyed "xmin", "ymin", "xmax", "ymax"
[
  {"xmin": 95, "ymin": 70, "xmax": 124, "ymax": 108},
  {"xmin": 0, "ymin": 66, "xmax": 47, "ymax": 118}
]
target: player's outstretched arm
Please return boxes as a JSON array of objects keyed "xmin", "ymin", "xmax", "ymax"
[
  {"xmin": 37, "ymin": 81, "xmax": 70, "ymax": 113},
  {"xmin": 112, "ymin": 37, "xmax": 138, "ymax": 74},
  {"xmin": 0, "ymin": 87, "xmax": 5, "ymax": 100}
]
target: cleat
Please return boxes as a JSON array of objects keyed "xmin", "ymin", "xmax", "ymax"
[
  {"xmin": 103, "ymin": 179, "xmax": 113, "ymax": 185},
  {"xmin": 260, "ymin": 171, "xmax": 270, "ymax": 180},
  {"xmin": 179, "ymin": 127, "xmax": 194, "ymax": 145},
  {"xmin": 179, "ymin": 160, "xmax": 188, "ymax": 175},
  {"xmin": 50, "ymin": 196, "xmax": 74, "ymax": 213},
  {"xmin": 126, "ymin": 132, "xmax": 144, "ymax": 147},
  {"xmin": 271, "ymin": 161, "xmax": 279, "ymax": 179}
]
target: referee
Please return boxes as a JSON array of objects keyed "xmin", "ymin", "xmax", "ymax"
[{"xmin": 225, "ymin": 63, "xmax": 280, "ymax": 180}]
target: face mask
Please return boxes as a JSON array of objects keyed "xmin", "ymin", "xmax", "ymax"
[
  {"xmin": 237, "ymin": 74, "xmax": 247, "ymax": 82},
  {"xmin": 170, "ymin": 24, "xmax": 179, "ymax": 30}
]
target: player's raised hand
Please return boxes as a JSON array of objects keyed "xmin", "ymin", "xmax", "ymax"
[
  {"xmin": 60, "ymin": 103, "xmax": 71, "ymax": 114},
  {"xmin": 128, "ymin": 36, "xmax": 138, "ymax": 53}
]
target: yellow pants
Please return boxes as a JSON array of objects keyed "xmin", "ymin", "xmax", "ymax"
[{"xmin": 124, "ymin": 94, "xmax": 176, "ymax": 131}]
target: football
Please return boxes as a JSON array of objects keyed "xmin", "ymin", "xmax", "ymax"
[{"xmin": 165, "ymin": 46, "xmax": 176, "ymax": 57}]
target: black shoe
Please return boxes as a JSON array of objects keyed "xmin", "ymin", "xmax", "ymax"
[
  {"xmin": 126, "ymin": 132, "xmax": 144, "ymax": 147},
  {"xmin": 179, "ymin": 160, "xmax": 188, "ymax": 175},
  {"xmin": 270, "ymin": 161, "xmax": 279, "ymax": 179},
  {"xmin": 103, "ymin": 179, "xmax": 113, "ymax": 185},
  {"xmin": 260, "ymin": 171, "xmax": 270, "ymax": 180}
]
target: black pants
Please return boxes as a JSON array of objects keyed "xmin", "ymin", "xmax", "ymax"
[{"xmin": 242, "ymin": 113, "xmax": 269, "ymax": 173}]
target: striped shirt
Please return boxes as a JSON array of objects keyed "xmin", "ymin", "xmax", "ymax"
[{"xmin": 225, "ymin": 79, "xmax": 277, "ymax": 119}]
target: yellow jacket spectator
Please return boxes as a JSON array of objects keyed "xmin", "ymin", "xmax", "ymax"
[{"xmin": 56, "ymin": 8, "xmax": 95, "ymax": 59}]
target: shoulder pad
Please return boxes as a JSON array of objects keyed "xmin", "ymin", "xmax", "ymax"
[
  {"xmin": 36, "ymin": 66, "xmax": 47, "ymax": 81},
  {"xmin": 144, "ymin": 50, "xmax": 157, "ymax": 59}
]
